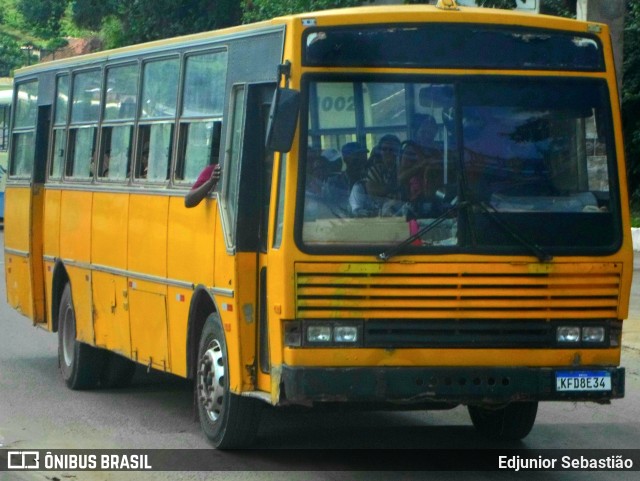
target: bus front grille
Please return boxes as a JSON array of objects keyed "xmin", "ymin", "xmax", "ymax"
[{"xmin": 295, "ymin": 262, "xmax": 621, "ymax": 320}]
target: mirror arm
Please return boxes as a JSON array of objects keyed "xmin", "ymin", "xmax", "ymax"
[{"xmin": 277, "ymin": 61, "xmax": 292, "ymax": 87}]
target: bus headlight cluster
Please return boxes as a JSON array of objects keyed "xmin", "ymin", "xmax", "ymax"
[
  {"xmin": 582, "ymin": 326, "xmax": 606, "ymax": 343},
  {"xmin": 556, "ymin": 325, "xmax": 606, "ymax": 344},
  {"xmin": 284, "ymin": 321, "xmax": 363, "ymax": 347},
  {"xmin": 305, "ymin": 323, "xmax": 361, "ymax": 345},
  {"xmin": 307, "ymin": 325, "xmax": 332, "ymax": 342}
]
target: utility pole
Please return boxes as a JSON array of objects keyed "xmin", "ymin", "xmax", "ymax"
[{"xmin": 577, "ymin": 0, "xmax": 625, "ymax": 95}]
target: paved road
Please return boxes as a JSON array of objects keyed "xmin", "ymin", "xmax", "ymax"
[
  {"xmin": 1, "ymin": 234, "xmax": 639, "ymax": 480},
  {"xmin": 623, "ymin": 251, "xmax": 640, "ymax": 347}
]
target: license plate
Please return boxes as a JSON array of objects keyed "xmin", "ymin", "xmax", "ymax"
[{"xmin": 556, "ymin": 371, "xmax": 611, "ymax": 392}]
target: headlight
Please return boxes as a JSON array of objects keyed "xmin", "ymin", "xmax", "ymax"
[
  {"xmin": 582, "ymin": 326, "xmax": 605, "ymax": 343},
  {"xmin": 334, "ymin": 326, "xmax": 359, "ymax": 343},
  {"xmin": 557, "ymin": 326, "xmax": 581, "ymax": 343},
  {"xmin": 285, "ymin": 321, "xmax": 363, "ymax": 347},
  {"xmin": 307, "ymin": 325, "xmax": 332, "ymax": 343},
  {"xmin": 556, "ymin": 324, "xmax": 608, "ymax": 345}
]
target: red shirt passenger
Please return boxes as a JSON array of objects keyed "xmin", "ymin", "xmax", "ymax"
[{"xmin": 184, "ymin": 164, "xmax": 222, "ymax": 208}]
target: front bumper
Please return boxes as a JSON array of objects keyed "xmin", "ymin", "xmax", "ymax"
[{"xmin": 279, "ymin": 366, "xmax": 625, "ymax": 406}]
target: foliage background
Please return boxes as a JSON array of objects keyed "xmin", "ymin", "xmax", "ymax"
[{"xmin": 0, "ymin": 0, "xmax": 638, "ymax": 207}]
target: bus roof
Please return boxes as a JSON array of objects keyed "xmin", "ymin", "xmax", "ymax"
[
  {"xmin": 289, "ymin": 4, "xmax": 598, "ymax": 31},
  {"xmin": 13, "ymin": 4, "xmax": 604, "ymax": 78}
]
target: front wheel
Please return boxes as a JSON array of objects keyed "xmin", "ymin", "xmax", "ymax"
[
  {"xmin": 197, "ymin": 313, "xmax": 262, "ymax": 448},
  {"xmin": 468, "ymin": 401, "xmax": 538, "ymax": 441},
  {"xmin": 58, "ymin": 284, "xmax": 104, "ymax": 390}
]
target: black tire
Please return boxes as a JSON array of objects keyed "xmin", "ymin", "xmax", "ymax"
[
  {"xmin": 58, "ymin": 284, "xmax": 105, "ymax": 390},
  {"xmin": 468, "ymin": 401, "xmax": 538, "ymax": 441},
  {"xmin": 100, "ymin": 352, "xmax": 137, "ymax": 389},
  {"xmin": 196, "ymin": 313, "xmax": 263, "ymax": 448}
]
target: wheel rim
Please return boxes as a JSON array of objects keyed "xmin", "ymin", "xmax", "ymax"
[
  {"xmin": 198, "ymin": 339, "xmax": 226, "ymax": 423},
  {"xmin": 61, "ymin": 304, "xmax": 76, "ymax": 367}
]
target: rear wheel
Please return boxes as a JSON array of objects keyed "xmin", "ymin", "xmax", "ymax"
[
  {"xmin": 196, "ymin": 313, "xmax": 262, "ymax": 448},
  {"xmin": 58, "ymin": 284, "xmax": 104, "ymax": 390},
  {"xmin": 468, "ymin": 401, "xmax": 538, "ymax": 441}
]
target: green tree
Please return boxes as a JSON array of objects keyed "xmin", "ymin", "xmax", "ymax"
[
  {"xmin": 539, "ymin": 0, "xmax": 576, "ymax": 17},
  {"xmin": 243, "ymin": 0, "xmax": 362, "ymax": 23},
  {"xmin": 116, "ymin": 0, "xmax": 241, "ymax": 45},
  {"xmin": 17, "ymin": 0, "xmax": 67, "ymax": 39},
  {"xmin": 72, "ymin": 0, "xmax": 118, "ymax": 31},
  {"xmin": 99, "ymin": 15, "xmax": 126, "ymax": 50},
  {"xmin": 623, "ymin": 0, "xmax": 640, "ymax": 203},
  {"xmin": 70, "ymin": 0, "xmax": 243, "ymax": 47},
  {"xmin": 0, "ymin": 33, "xmax": 24, "ymax": 76}
]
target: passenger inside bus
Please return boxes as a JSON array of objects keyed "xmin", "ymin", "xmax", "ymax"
[
  {"xmin": 365, "ymin": 134, "xmax": 401, "ymax": 199},
  {"xmin": 349, "ymin": 175, "xmax": 377, "ymax": 217},
  {"xmin": 323, "ymin": 142, "xmax": 367, "ymax": 216},
  {"xmin": 413, "ymin": 113, "xmax": 440, "ymax": 157},
  {"xmin": 303, "ymin": 147, "xmax": 334, "ymax": 219},
  {"xmin": 398, "ymin": 140, "xmax": 429, "ymax": 201},
  {"xmin": 184, "ymin": 162, "xmax": 222, "ymax": 208},
  {"xmin": 100, "ymin": 149, "xmax": 110, "ymax": 177},
  {"xmin": 139, "ymin": 141, "xmax": 150, "ymax": 178},
  {"xmin": 404, "ymin": 164, "xmax": 447, "ymax": 220}
]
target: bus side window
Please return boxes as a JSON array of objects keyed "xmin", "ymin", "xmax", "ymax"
[
  {"xmin": 49, "ymin": 75, "xmax": 69, "ymax": 180},
  {"xmin": 9, "ymin": 81, "xmax": 38, "ymax": 178},
  {"xmin": 68, "ymin": 127, "xmax": 96, "ymax": 179},
  {"xmin": 101, "ymin": 64, "xmax": 138, "ymax": 182},
  {"xmin": 99, "ymin": 125, "xmax": 132, "ymax": 181},
  {"xmin": 10, "ymin": 131, "xmax": 36, "ymax": 177},
  {"xmin": 68, "ymin": 70, "xmax": 100, "ymax": 180},
  {"xmin": 50, "ymin": 129, "xmax": 66, "ymax": 179},
  {"xmin": 137, "ymin": 57, "xmax": 179, "ymax": 182},
  {"xmin": 136, "ymin": 126, "xmax": 151, "ymax": 179},
  {"xmin": 175, "ymin": 50, "xmax": 227, "ymax": 184},
  {"xmin": 135, "ymin": 123, "xmax": 173, "ymax": 182},
  {"xmin": 176, "ymin": 120, "xmax": 221, "ymax": 183}
]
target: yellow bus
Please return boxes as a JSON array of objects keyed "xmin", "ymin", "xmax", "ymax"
[{"xmin": 4, "ymin": 2, "xmax": 633, "ymax": 448}]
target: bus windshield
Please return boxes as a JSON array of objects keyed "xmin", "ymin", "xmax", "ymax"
[{"xmin": 300, "ymin": 76, "xmax": 620, "ymax": 256}]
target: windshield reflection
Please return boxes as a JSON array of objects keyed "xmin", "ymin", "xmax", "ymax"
[{"xmin": 301, "ymin": 78, "xmax": 618, "ymax": 254}]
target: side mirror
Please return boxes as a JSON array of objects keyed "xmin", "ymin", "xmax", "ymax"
[{"xmin": 266, "ymin": 87, "xmax": 300, "ymax": 153}]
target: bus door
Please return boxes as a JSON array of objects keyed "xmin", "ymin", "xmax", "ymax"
[
  {"xmin": 5, "ymin": 102, "xmax": 50, "ymax": 324},
  {"xmin": 217, "ymin": 83, "xmax": 275, "ymax": 390}
]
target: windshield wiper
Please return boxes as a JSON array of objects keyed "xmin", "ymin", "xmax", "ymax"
[
  {"xmin": 378, "ymin": 201, "xmax": 465, "ymax": 261},
  {"xmin": 377, "ymin": 199, "xmax": 553, "ymax": 263},
  {"xmin": 472, "ymin": 199, "xmax": 553, "ymax": 263}
]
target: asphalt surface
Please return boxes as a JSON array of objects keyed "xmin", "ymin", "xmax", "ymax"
[{"xmin": 624, "ymin": 250, "xmax": 640, "ymax": 349}]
